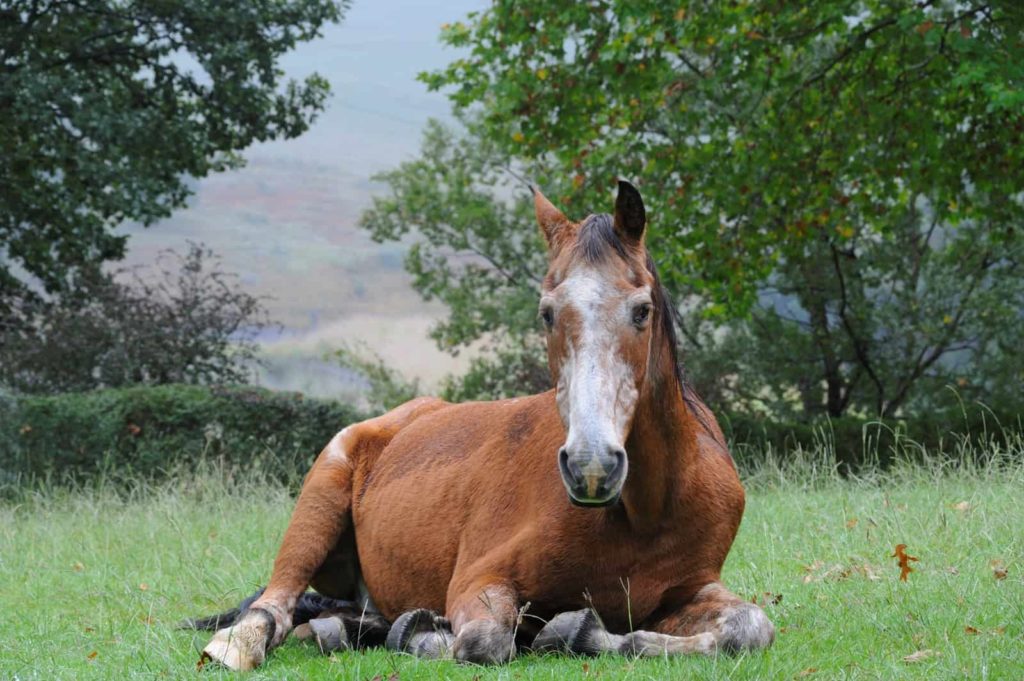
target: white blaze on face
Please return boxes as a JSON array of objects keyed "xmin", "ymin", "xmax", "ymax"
[{"xmin": 554, "ymin": 268, "xmax": 647, "ymax": 465}]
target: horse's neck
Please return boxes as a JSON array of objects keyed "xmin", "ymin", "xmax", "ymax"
[{"xmin": 621, "ymin": 374, "xmax": 695, "ymax": 529}]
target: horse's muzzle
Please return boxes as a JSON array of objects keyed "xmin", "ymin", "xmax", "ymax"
[{"xmin": 558, "ymin": 447, "xmax": 627, "ymax": 507}]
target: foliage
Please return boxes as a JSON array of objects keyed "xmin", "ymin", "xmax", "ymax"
[
  {"xmin": 0, "ymin": 243, "xmax": 270, "ymax": 394},
  {"xmin": 360, "ymin": 120, "xmax": 553, "ymax": 399},
  {"xmin": 367, "ymin": 0, "xmax": 1024, "ymax": 417},
  {"xmin": 332, "ymin": 343, "xmax": 421, "ymax": 414},
  {"xmin": 0, "ymin": 383, "xmax": 362, "ymax": 486},
  {"xmin": 0, "ymin": 0, "xmax": 347, "ymax": 310}
]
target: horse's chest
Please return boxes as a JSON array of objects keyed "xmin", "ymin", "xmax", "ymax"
[{"xmin": 516, "ymin": 528, "xmax": 685, "ymax": 629}]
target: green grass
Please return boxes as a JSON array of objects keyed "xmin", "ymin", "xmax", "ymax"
[{"xmin": 1, "ymin": 450, "xmax": 1022, "ymax": 680}]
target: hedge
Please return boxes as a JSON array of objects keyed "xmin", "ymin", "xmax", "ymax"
[
  {"xmin": 1, "ymin": 384, "xmax": 1019, "ymax": 488},
  {"xmin": 0, "ymin": 384, "xmax": 364, "ymax": 486}
]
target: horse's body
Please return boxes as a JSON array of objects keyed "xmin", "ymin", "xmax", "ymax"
[{"xmin": 199, "ymin": 182, "xmax": 773, "ymax": 670}]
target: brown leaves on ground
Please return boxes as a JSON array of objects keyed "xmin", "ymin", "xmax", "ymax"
[
  {"xmin": 903, "ymin": 649, "xmax": 940, "ymax": 663},
  {"xmin": 950, "ymin": 501, "xmax": 971, "ymax": 512},
  {"xmin": 990, "ymin": 559, "xmax": 1008, "ymax": 580},
  {"xmin": 795, "ymin": 668, "xmax": 818, "ymax": 678},
  {"xmin": 892, "ymin": 544, "xmax": 919, "ymax": 581},
  {"xmin": 803, "ymin": 559, "xmax": 881, "ymax": 583},
  {"xmin": 751, "ymin": 592, "xmax": 783, "ymax": 607}
]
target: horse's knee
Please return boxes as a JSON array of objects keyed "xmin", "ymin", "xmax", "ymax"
[
  {"xmin": 716, "ymin": 602, "xmax": 774, "ymax": 652},
  {"xmin": 452, "ymin": 619, "xmax": 515, "ymax": 665}
]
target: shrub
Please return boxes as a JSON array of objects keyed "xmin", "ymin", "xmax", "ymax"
[{"xmin": 0, "ymin": 384, "xmax": 363, "ymax": 487}]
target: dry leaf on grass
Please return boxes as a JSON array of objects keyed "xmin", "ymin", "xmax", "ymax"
[
  {"xmin": 964, "ymin": 626, "xmax": 980, "ymax": 635},
  {"xmin": 138, "ymin": 583, "xmax": 149, "ymax": 591},
  {"xmin": 892, "ymin": 544, "xmax": 919, "ymax": 581},
  {"xmin": 803, "ymin": 561, "xmax": 880, "ymax": 583},
  {"xmin": 72, "ymin": 561, "xmax": 84, "ymax": 571},
  {"xmin": 87, "ymin": 651, "xmax": 98, "ymax": 660},
  {"xmin": 751, "ymin": 592, "xmax": 783, "ymax": 606},
  {"xmin": 903, "ymin": 649, "xmax": 940, "ymax": 663},
  {"xmin": 990, "ymin": 559, "xmax": 1008, "ymax": 580},
  {"xmin": 795, "ymin": 668, "xmax": 818, "ymax": 677},
  {"xmin": 950, "ymin": 501, "xmax": 971, "ymax": 512},
  {"xmin": 846, "ymin": 517, "xmax": 858, "ymax": 529}
]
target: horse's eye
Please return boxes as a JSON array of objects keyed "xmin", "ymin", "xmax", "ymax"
[
  {"xmin": 540, "ymin": 307, "xmax": 554, "ymax": 329},
  {"xmin": 632, "ymin": 303, "xmax": 651, "ymax": 326}
]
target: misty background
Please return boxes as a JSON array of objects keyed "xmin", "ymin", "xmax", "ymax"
[{"xmin": 118, "ymin": 0, "xmax": 487, "ymax": 399}]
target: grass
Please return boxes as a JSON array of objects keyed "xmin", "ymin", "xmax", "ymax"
[{"xmin": 0, "ymin": 446, "xmax": 1021, "ymax": 680}]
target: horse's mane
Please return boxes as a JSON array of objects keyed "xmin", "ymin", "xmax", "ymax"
[{"xmin": 571, "ymin": 214, "xmax": 705, "ymax": 421}]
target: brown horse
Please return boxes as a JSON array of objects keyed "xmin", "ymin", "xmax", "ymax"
[{"xmin": 198, "ymin": 181, "xmax": 774, "ymax": 670}]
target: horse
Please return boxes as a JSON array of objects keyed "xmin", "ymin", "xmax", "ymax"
[{"xmin": 195, "ymin": 181, "xmax": 774, "ymax": 670}]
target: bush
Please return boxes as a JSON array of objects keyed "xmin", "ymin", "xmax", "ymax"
[{"xmin": 0, "ymin": 384, "xmax": 363, "ymax": 487}]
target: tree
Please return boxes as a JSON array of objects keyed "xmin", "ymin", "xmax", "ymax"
[
  {"xmin": 370, "ymin": 0, "xmax": 1024, "ymax": 417},
  {"xmin": 0, "ymin": 243, "xmax": 270, "ymax": 393},
  {"xmin": 0, "ymin": 0, "xmax": 347, "ymax": 311},
  {"xmin": 361, "ymin": 119, "xmax": 553, "ymax": 400}
]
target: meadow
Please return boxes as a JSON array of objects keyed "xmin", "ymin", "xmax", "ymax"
[{"xmin": 1, "ymin": 444, "xmax": 1021, "ymax": 680}]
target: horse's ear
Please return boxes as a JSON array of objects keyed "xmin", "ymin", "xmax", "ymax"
[
  {"xmin": 533, "ymin": 186, "xmax": 573, "ymax": 255},
  {"xmin": 614, "ymin": 180, "xmax": 646, "ymax": 247}
]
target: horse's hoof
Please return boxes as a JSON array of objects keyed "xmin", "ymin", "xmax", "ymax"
[
  {"xmin": 308, "ymin": 615, "xmax": 350, "ymax": 653},
  {"xmin": 198, "ymin": 608, "xmax": 275, "ymax": 671},
  {"xmin": 532, "ymin": 609, "xmax": 605, "ymax": 655},
  {"xmin": 386, "ymin": 608, "xmax": 454, "ymax": 659},
  {"xmin": 452, "ymin": 619, "xmax": 514, "ymax": 665}
]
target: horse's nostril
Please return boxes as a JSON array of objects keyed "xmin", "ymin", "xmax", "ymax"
[
  {"xmin": 605, "ymin": 449, "xmax": 627, "ymax": 483},
  {"xmin": 558, "ymin": 448, "xmax": 583, "ymax": 486}
]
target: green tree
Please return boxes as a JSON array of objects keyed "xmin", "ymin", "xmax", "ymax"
[
  {"xmin": 0, "ymin": 0, "xmax": 347, "ymax": 311},
  {"xmin": 365, "ymin": 0, "xmax": 1024, "ymax": 417}
]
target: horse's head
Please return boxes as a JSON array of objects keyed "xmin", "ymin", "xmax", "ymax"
[{"xmin": 535, "ymin": 180, "xmax": 661, "ymax": 507}]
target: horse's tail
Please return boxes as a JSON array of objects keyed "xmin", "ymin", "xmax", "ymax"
[{"xmin": 181, "ymin": 587, "xmax": 363, "ymax": 631}]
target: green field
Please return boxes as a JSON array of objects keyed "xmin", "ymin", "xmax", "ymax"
[{"xmin": 1, "ymin": 450, "xmax": 1021, "ymax": 680}]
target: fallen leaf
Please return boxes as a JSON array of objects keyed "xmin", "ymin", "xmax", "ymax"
[
  {"xmin": 795, "ymin": 669, "xmax": 818, "ymax": 678},
  {"xmin": 87, "ymin": 651, "xmax": 98, "ymax": 660},
  {"xmin": 19, "ymin": 424, "xmax": 32, "ymax": 435},
  {"xmin": 582, "ymin": 662, "xmax": 590, "ymax": 674},
  {"xmin": 946, "ymin": 566, "xmax": 959, "ymax": 575},
  {"xmin": 951, "ymin": 501, "xmax": 971, "ymax": 512},
  {"xmin": 139, "ymin": 583, "xmax": 149, "ymax": 591},
  {"xmin": 846, "ymin": 518, "xmax": 859, "ymax": 529},
  {"xmin": 197, "ymin": 652, "xmax": 211, "ymax": 671},
  {"xmin": 72, "ymin": 561, "xmax": 84, "ymax": 572},
  {"xmin": 994, "ymin": 626, "xmax": 1006, "ymax": 635},
  {"xmin": 84, "ymin": 626, "xmax": 95, "ymax": 633},
  {"xmin": 892, "ymin": 544, "xmax": 919, "ymax": 581},
  {"xmin": 990, "ymin": 559, "xmax": 1008, "ymax": 581},
  {"xmin": 903, "ymin": 649, "xmax": 939, "ymax": 663},
  {"xmin": 127, "ymin": 423, "xmax": 141, "ymax": 436},
  {"xmin": 964, "ymin": 626, "xmax": 980, "ymax": 635}
]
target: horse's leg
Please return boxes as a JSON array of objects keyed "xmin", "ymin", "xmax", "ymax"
[
  {"xmin": 200, "ymin": 428, "xmax": 359, "ymax": 671},
  {"xmin": 533, "ymin": 582, "xmax": 773, "ymax": 657},
  {"xmin": 387, "ymin": 581, "xmax": 520, "ymax": 665}
]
